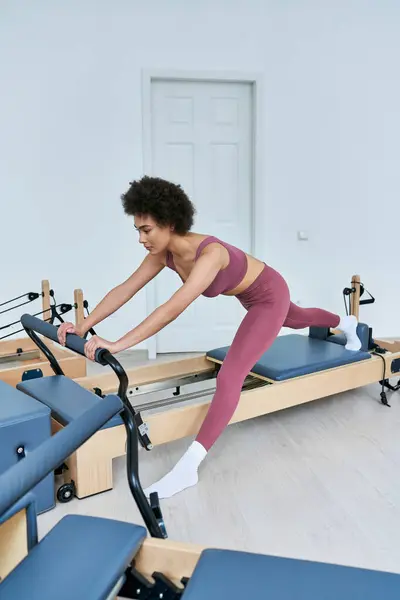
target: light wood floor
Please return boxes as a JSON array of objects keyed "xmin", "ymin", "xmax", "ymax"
[{"xmin": 37, "ymin": 351, "xmax": 400, "ymax": 575}]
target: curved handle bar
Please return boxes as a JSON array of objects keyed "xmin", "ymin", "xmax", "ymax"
[
  {"xmin": 21, "ymin": 313, "xmax": 107, "ymax": 364},
  {"xmin": 0, "ymin": 394, "xmax": 123, "ymax": 519}
]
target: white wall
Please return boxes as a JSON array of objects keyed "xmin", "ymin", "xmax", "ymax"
[{"xmin": 1, "ymin": 0, "xmax": 399, "ymax": 347}]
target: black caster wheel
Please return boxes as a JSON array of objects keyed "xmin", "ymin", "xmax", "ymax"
[{"xmin": 57, "ymin": 482, "xmax": 76, "ymax": 503}]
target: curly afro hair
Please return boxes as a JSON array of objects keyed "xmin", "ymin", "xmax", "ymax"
[{"xmin": 121, "ymin": 176, "xmax": 196, "ymax": 235}]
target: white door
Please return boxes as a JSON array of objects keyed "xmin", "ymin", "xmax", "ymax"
[{"xmin": 150, "ymin": 78, "xmax": 254, "ymax": 353}]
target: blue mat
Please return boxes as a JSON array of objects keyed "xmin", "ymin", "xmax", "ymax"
[
  {"xmin": 0, "ymin": 515, "xmax": 145, "ymax": 600},
  {"xmin": 17, "ymin": 376, "xmax": 123, "ymax": 428},
  {"xmin": 184, "ymin": 548, "xmax": 400, "ymax": 600},
  {"xmin": 207, "ymin": 334, "xmax": 371, "ymax": 381}
]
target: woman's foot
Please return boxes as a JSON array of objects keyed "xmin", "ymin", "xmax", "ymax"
[
  {"xmin": 144, "ymin": 441, "xmax": 207, "ymax": 499},
  {"xmin": 338, "ymin": 315, "xmax": 362, "ymax": 351}
]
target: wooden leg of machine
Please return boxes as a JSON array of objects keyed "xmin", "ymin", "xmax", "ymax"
[
  {"xmin": 0, "ymin": 508, "xmax": 28, "ymax": 580},
  {"xmin": 53, "ymin": 420, "xmax": 127, "ymax": 499},
  {"xmin": 72, "ymin": 452, "xmax": 114, "ymax": 499}
]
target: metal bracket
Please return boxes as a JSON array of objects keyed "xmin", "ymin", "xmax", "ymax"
[
  {"xmin": 138, "ymin": 421, "xmax": 149, "ymax": 438},
  {"xmin": 391, "ymin": 358, "xmax": 400, "ymax": 375},
  {"xmin": 16, "ymin": 446, "xmax": 25, "ymax": 460},
  {"xmin": 380, "ymin": 378, "xmax": 400, "ymax": 393},
  {"xmin": 93, "ymin": 387, "xmax": 105, "ymax": 398},
  {"xmin": 21, "ymin": 368, "xmax": 43, "ymax": 381},
  {"xmin": 378, "ymin": 377, "xmax": 400, "ymax": 407},
  {"xmin": 134, "ymin": 412, "xmax": 153, "ymax": 450}
]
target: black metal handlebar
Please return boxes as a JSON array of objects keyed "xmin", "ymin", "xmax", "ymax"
[
  {"xmin": 21, "ymin": 313, "xmax": 107, "ymax": 364},
  {"xmin": 20, "ymin": 313, "xmax": 166, "ymax": 539}
]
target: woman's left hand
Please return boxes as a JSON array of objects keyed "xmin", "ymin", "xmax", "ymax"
[{"xmin": 84, "ymin": 335, "xmax": 119, "ymax": 361}]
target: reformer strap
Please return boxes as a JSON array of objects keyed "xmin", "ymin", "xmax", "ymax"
[{"xmin": 0, "ymin": 292, "xmax": 40, "ymax": 315}]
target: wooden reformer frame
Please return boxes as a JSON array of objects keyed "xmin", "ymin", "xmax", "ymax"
[
  {"xmin": 46, "ymin": 274, "xmax": 400, "ymax": 500},
  {"xmin": 63, "ymin": 348, "xmax": 400, "ymax": 499},
  {"xmin": 1, "ymin": 281, "xmax": 87, "ymax": 387}
]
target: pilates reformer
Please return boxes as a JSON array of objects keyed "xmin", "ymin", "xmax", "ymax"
[
  {"xmin": 0, "ymin": 280, "xmax": 88, "ymax": 387},
  {"xmin": 1, "ymin": 366, "xmax": 400, "ymax": 598},
  {"xmin": 11, "ymin": 288, "xmax": 400, "ymax": 503}
]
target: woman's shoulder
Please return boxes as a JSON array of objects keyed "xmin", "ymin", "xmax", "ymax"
[
  {"xmin": 193, "ymin": 235, "xmax": 234, "ymax": 271},
  {"xmin": 194, "ymin": 234, "xmax": 221, "ymax": 254}
]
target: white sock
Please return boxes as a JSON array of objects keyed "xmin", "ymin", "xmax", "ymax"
[
  {"xmin": 144, "ymin": 441, "xmax": 207, "ymax": 499},
  {"xmin": 337, "ymin": 315, "xmax": 362, "ymax": 351}
]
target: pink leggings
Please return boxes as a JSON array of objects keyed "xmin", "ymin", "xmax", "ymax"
[{"xmin": 196, "ymin": 264, "xmax": 340, "ymax": 451}]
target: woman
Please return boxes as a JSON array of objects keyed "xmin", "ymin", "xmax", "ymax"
[{"xmin": 57, "ymin": 176, "xmax": 361, "ymax": 499}]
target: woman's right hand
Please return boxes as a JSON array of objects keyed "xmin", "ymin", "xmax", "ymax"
[{"xmin": 57, "ymin": 322, "xmax": 84, "ymax": 346}]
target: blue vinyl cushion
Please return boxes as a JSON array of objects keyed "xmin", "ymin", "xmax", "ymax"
[
  {"xmin": 17, "ymin": 375, "xmax": 123, "ymax": 428},
  {"xmin": 0, "ymin": 514, "xmax": 146, "ymax": 600},
  {"xmin": 207, "ymin": 334, "xmax": 371, "ymax": 381},
  {"xmin": 0, "ymin": 380, "xmax": 50, "ymax": 425},
  {"xmin": 183, "ymin": 549, "xmax": 400, "ymax": 600}
]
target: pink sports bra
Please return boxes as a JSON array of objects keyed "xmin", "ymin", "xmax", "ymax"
[{"xmin": 165, "ymin": 236, "xmax": 248, "ymax": 297}]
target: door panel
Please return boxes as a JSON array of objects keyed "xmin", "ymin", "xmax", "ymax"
[{"xmin": 151, "ymin": 79, "xmax": 254, "ymax": 352}]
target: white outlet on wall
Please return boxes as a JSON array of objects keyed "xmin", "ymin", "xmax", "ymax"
[{"xmin": 297, "ymin": 231, "xmax": 308, "ymax": 241}]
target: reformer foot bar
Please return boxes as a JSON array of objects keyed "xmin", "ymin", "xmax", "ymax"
[
  {"xmin": 0, "ymin": 281, "xmax": 88, "ymax": 386},
  {"xmin": 12, "ymin": 311, "xmax": 400, "ymax": 501},
  {"xmin": 1, "ymin": 365, "xmax": 400, "ymax": 599}
]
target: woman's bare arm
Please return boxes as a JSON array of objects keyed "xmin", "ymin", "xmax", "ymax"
[
  {"xmin": 80, "ymin": 253, "xmax": 165, "ymax": 334},
  {"xmin": 113, "ymin": 246, "xmax": 224, "ymax": 351}
]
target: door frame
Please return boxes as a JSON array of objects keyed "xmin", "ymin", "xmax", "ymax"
[{"xmin": 141, "ymin": 69, "xmax": 265, "ymax": 359}]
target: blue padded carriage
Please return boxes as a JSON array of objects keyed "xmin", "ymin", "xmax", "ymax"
[
  {"xmin": 0, "ymin": 514, "xmax": 146, "ymax": 599},
  {"xmin": 207, "ymin": 328, "xmax": 371, "ymax": 382},
  {"xmin": 17, "ymin": 375, "xmax": 123, "ymax": 428},
  {"xmin": 182, "ymin": 548, "xmax": 400, "ymax": 599}
]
